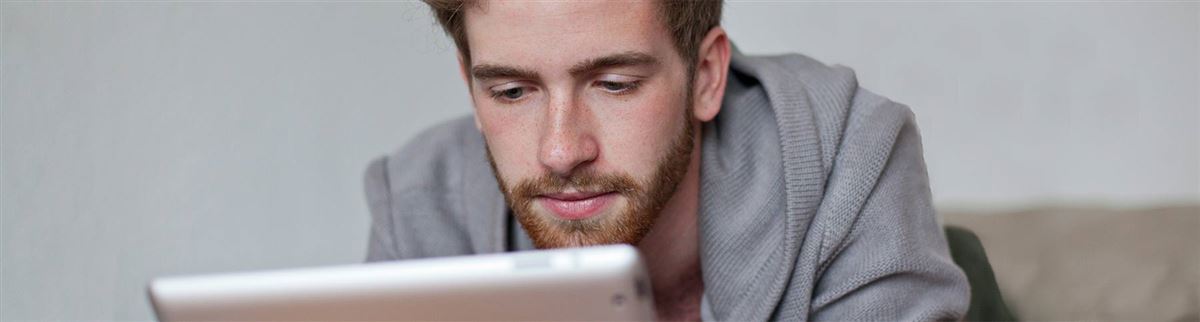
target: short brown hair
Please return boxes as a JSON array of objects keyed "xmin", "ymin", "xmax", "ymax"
[{"xmin": 423, "ymin": 0, "xmax": 723, "ymax": 76}]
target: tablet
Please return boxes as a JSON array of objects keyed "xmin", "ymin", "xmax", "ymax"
[{"xmin": 147, "ymin": 244, "xmax": 657, "ymax": 321}]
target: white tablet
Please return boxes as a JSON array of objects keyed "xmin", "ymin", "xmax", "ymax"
[{"xmin": 147, "ymin": 244, "xmax": 657, "ymax": 321}]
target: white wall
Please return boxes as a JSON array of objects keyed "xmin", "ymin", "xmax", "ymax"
[
  {"xmin": 1, "ymin": 3, "xmax": 466, "ymax": 320},
  {"xmin": 1, "ymin": 2, "xmax": 1196, "ymax": 320}
]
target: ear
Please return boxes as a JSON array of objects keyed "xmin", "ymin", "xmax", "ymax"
[
  {"xmin": 457, "ymin": 53, "xmax": 484, "ymax": 131},
  {"xmin": 690, "ymin": 26, "xmax": 731, "ymax": 123}
]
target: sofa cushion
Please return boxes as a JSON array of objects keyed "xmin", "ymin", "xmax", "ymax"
[{"xmin": 943, "ymin": 206, "xmax": 1199, "ymax": 321}]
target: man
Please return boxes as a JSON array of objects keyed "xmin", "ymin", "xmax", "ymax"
[{"xmin": 364, "ymin": 0, "xmax": 970, "ymax": 320}]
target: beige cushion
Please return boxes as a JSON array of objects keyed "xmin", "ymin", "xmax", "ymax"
[{"xmin": 943, "ymin": 206, "xmax": 1199, "ymax": 321}]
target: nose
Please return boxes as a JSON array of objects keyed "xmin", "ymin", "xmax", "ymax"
[{"xmin": 538, "ymin": 93, "xmax": 598, "ymax": 177}]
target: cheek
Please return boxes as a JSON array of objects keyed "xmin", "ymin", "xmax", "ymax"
[
  {"xmin": 592, "ymin": 90, "xmax": 687, "ymax": 178},
  {"xmin": 476, "ymin": 104, "xmax": 542, "ymax": 183}
]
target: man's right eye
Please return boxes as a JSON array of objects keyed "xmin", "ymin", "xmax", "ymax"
[{"xmin": 488, "ymin": 84, "xmax": 531, "ymax": 102}]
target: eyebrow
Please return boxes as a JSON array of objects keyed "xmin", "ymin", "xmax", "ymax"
[
  {"xmin": 469, "ymin": 51, "xmax": 660, "ymax": 82},
  {"xmin": 471, "ymin": 65, "xmax": 539, "ymax": 82},
  {"xmin": 568, "ymin": 51, "xmax": 659, "ymax": 76}
]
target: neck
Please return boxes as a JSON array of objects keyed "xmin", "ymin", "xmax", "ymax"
[{"xmin": 637, "ymin": 123, "xmax": 704, "ymax": 322}]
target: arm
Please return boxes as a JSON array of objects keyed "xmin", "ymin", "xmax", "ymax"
[
  {"xmin": 809, "ymin": 105, "xmax": 970, "ymax": 321},
  {"xmin": 361, "ymin": 116, "xmax": 493, "ymax": 263},
  {"xmin": 364, "ymin": 156, "xmax": 399, "ymax": 262}
]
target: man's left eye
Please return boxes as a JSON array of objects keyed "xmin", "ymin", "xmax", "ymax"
[{"xmin": 595, "ymin": 80, "xmax": 640, "ymax": 94}]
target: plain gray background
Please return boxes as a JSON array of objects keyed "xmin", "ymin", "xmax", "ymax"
[{"xmin": 2, "ymin": 1, "xmax": 1197, "ymax": 320}]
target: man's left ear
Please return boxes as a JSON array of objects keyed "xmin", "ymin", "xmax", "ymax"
[{"xmin": 691, "ymin": 26, "xmax": 731, "ymax": 123}]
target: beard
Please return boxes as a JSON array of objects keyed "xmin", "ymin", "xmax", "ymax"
[{"xmin": 485, "ymin": 110, "xmax": 695, "ymax": 249}]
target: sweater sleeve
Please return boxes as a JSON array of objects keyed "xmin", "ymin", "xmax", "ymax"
[
  {"xmin": 362, "ymin": 116, "xmax": 487, "ymax": 263},
  {"xmin": 364, "ymin": 155, "xmax": 400, "ymax": 262},
  {"xmin": 808, "ymin": 102, "xmax": 971, "ymax": 321}
]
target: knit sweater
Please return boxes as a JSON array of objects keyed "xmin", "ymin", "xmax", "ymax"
[{"xmin": 363, "ymin": 50, "xmax": 971, "ymax": 321}]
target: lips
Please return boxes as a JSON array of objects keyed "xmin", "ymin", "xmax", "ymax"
[{"xmin": 537, "ymin": 191, "xmax": 618, "ymax": 220}]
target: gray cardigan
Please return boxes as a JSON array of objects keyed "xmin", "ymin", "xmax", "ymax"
[{"xmin": 364, "ymin": 51, "xmax": 971, "ymax": 321}]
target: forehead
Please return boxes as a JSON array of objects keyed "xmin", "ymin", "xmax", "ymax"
[{"xmin": 463, "ymin": 0, "xmax": 674, "ymax": 69}]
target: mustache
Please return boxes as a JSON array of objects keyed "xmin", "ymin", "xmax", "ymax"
[{"xmin": 511, "ymin": 170, "xmax": 640, "ymax": 199}]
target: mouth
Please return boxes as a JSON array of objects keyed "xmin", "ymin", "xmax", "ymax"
[{"xmin": 536, "ymin": 190, "xmax": 619, "ymax": 221}]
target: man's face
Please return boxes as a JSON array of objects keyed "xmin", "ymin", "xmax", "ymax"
[{"xmin": 463, "ymin": 0, "xmax": 695, "ymax": 248}]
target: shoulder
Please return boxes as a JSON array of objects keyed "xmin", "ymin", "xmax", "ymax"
[
  {"xmin": 741, "ymin": 51, "xmax": 934, "ymax": 257},
  {"xmin": 732, "ymin": 52, "xmax": 917, "ymax": 175},
  {"xmin": 363, "ymin": 115, "xmax": 496, "ymax": 259},
  {"xmin": 366, "ymin": 115, "xmax": 480, "ymax": 196},
  {"xmin": 778, "ymin": 53, "xmax": 917, "ymax": 159},
  {"xmin": 753, "ymin": 55, "xmax": 966, "ymax": 319},
  {"xmin": 761, "ymin": 53, "xmax": 925, "ymax": 212}
]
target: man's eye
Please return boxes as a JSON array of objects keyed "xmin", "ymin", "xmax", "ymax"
[
  {"xmin": 500, "ymin": 87, "xmax": 524, "ymax": 99},
  {"xmin": 595, "ymin": 80, "xmax": 640, "ymax": 94},
  {"xmin": 489, "ymin": 86, "xmax": 529, "ymax": 102}
]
